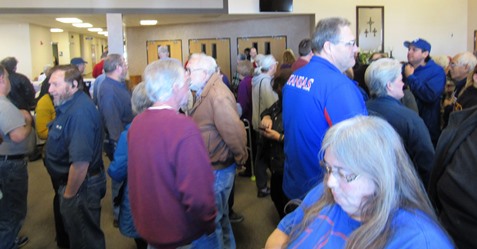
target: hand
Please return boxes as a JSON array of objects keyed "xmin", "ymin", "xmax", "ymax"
[
  {"xmin": 260, "ymin": 116, "xmax": 273, "ymax": 130},
  {"xmin": 404, "ymin": 64, "xmax": 415, "ymax": 77},
  {"xmin": 261, "ymin": 128, "xmax": 280, "ymax": 141}
]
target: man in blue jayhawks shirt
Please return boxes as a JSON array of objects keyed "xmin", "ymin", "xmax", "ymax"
[{"xmin": 282, "ymin": 17, "xmax": 367, "ymax": 200}]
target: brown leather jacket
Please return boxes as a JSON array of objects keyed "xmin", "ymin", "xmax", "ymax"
[{"xmin": 190, "ymin": 73, "xmax": 248, "ymax": 170}]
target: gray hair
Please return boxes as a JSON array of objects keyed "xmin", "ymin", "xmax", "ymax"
[
  {"xmin": 144, "ymin": 58, "xmax": 185, "ymax": 103},
  {"xmin": 158, "ymin": 45, "xmax": 169, "ymax": 54},
  {"xmin": 103, "ymin": 54, "xmax": 124, "ymax": 73},
  {"xmin": 289, "ymin": 116, "xmax": 437, "ymax": 248},
  {"xmin": 189, "ymin": 53, "xmax": 217, "ymax": 75},
  {"xmin": 365, "ymin": 58, "xmax": 402, "ymax": 98},
  {"xmin": 454, "ymin": 51, "xmax": 477, "ymax": 73},
  {"xmin": 131, "ymin": 82, "xmax": 153, "ymax": 115},
  {"xmin": 257, "ymin": 54, "xmax": 277, "ymax": 73},
  {"xmin": 311, "ymin": 17, "xmax": 351, "ymax": 54}
]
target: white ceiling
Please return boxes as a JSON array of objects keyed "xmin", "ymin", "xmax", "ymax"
[{"xmin": 0, "ymin": 13, "xmax": 289, "ymax": 38}]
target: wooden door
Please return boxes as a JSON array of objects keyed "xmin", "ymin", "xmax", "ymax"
[
  {"xmin": 189, "ymin": 38, "xmax": 231, "ymax": 82},
  {"xmin": 146, "ymin": 40, "xmax": 182, "ymax": 64},
  {"xmin": 237, "ymin": 36, "xmax": 287, "ymax": 64}
]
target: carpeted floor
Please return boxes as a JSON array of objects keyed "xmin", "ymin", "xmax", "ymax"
[{"xmin": 19, "ymin": 157, "xmax": 280, "ymax": 249}]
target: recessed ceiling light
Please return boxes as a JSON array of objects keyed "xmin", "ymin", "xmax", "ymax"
[
  {"xmin": 88, "ymin": 28, "xmax": 103, "ymax": 32},
  {"xmin": 140, "ymin": 20, "xmax": 158, "ymax": 25},
  {"xmin": 50, "ymin": 28, "xmax": 64, "ymax": 32},
  {"xmin": 98, "ymin": 31, "xmax": 108, "ymax": 35},
  {"xmin": 56, "ymin": 18, "xmax": 82, "ymax": 23},
  {"xmin": 73, "ymin": 23, "xmax": 93, "ymax": 28}
]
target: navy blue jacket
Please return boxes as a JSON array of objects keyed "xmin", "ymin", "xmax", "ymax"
[
  {"xmin": 367, "ymin": 96, "xmax": 435, "ymax": 185},
  {"xmin": 403, "ymin": 59, "xmax": 446, "ymax": 146}
]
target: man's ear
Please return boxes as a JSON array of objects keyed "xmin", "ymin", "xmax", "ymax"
[{"xmin": 72, "ymin": 80, "xmax": 78, "ymax": 88}]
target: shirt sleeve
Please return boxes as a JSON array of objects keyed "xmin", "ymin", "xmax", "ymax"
[
  {"xmin": 324, "ymin": 83, "xmax": 367, "ymax": 126},
  {"xmin": 213, "ymin": 92, "xmax": 248, "ymax": 165},
  {"xmin": 406, "ymin": 69, "xmax": 446, "ymax": 104},
  {"xmin": 107, "ymin": 129, "xmax": 129, "ymax": 181}
]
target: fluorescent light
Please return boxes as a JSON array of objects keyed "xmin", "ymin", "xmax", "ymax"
[
  {"xmin": 73, "ymin": 23, "xmax": 93, "ymax": 28},
  {"xmin": 88, "ymin": 28, "xmax": 103, "ymax": 32},
  {"xmin": 98, "ymin": 31, "xmax": 108, "ymax": 35},
  {"xmin": 50, "ymin": 28, "xmax": 64, "ymax": 32},
  {"xmin": 140, "ymin": 20, "xmax": 158, "ymax": 25},
  {"xmin": 56, "ymin": 18, "xmax": 82, "ymax": 23}
]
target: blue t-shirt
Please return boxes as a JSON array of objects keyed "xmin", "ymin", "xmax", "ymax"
[
  {"xmin": 278, "ymin": 184, "xmax": 454, "ymax": 249},
  {"xmin": 282, "ymin": 56, "xmax": 367, "ymax": 199}
]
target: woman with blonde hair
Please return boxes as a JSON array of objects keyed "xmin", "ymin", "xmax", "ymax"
[
  {"xmin": 265, "ymin": 116, "xmax": 453, "ymax": 249},
  {"xmin": 280, "ymin": 49, "xmax": 296, "ymax": 69}
]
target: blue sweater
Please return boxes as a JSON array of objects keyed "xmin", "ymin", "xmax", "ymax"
[
  {"xmin": 278, "ymin": 184, "xmax": 454, "ymax": 249},
  {"xmin": 282, "ymin": 56, "xmax": 367, "ymax": 199}
]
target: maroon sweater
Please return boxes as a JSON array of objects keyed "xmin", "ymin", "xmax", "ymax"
[{"xmin": 128, "ymin": 109, "xmax": 216, "ymax": 249}]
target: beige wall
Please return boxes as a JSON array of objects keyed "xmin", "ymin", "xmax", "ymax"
[
  {"xmin": 0, "ymin": 23, "xmax": 32, "ymax": 79},
  {"xmin": 231, "ymin": 0, "xmax": 471, "ymax": 61},
  {"xmin": 126, "ymin": 15, "xmax": 313, "ymax": 76},
  {"xmin": 29, "ymin": 25, "xmax": 53, "ymax": 80}
]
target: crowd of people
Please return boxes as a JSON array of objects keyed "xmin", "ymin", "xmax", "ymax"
[{"xmin": 1, "ymin": 15, "xmax": 476, "ymax": 249}]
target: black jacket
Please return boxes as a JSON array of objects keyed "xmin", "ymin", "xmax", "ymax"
[{"xmin": 428, "ymin": 105, "xmax": 477, "ymax": 249}]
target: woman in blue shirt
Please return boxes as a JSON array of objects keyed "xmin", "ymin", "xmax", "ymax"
[{"xmin": 265, "ymin": 116, "xmax": 454, "ymax": 249}]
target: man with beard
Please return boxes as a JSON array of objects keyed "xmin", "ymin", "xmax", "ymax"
[
  {"xmin": 97, "ymin": 54, "xmax": 133, "ymax": 227},
  {"xmin": 45, "ymin": 65, "xmax": 106, "ymax": 249},
  {"xmin": 187, "ymin": 53, "xmax": 248, "ymax": 248}
]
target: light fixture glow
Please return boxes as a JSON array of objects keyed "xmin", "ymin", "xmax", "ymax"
[
  {"xmin": 56, "ymin": 18, "xmax": 82, "ymax": 23},
  {"xmin": 98, "ymin": 31, "xmax": 108, "ymax": 35},
  {"xmin": 50, "ymin": 28, "xmax": 64, "ymax": 33},
  {"xmin": 140, "ymin": 20, "xmax": 158, "ymax": 25},
  {"xmin": 73, "ymin": 23, "xmax": 93, "ymax": 28},
  {"xmin": 88, "ymin": 28, "xmax": 103, "ymax": 32}
]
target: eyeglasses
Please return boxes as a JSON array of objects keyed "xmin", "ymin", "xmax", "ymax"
[
  {"xmin": 337, "ymin": 40, "xmax": 356, "ymax": 47},
  {"xmin": 186, "ymin": 67, "xmax": 205, "ymax": 74},
  {"xmin": 320, "ymin": 160, "xmax": 359, "ymax": 183}
]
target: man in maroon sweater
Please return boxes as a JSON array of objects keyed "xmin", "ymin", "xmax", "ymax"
[{"xmin": 128, "ymin": 59, "xmax": 217, "ymax": 249}]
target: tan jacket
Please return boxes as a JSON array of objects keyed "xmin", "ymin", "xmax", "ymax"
[{"xmin": 190, "ymin": 73, "xmax": 248, "ymax": 170}]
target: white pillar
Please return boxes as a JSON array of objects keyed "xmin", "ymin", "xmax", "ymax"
[{"xmin": 106, "ymin": 13, "xmax": 124, "ymax": 55}]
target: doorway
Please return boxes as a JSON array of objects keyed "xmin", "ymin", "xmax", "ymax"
[
  {"xmin": 146, "ymin": 40, "xmax": 183, "ymax": 64},
  {"xmin": 189, "ymin": 38, "xmax": 231, "ymax": 81},
  {"xmin": 237, "ymin": 36, "xmax": 287, "ymax": 64}
]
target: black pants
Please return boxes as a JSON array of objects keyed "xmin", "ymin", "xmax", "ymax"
[{"xmin": 270, "ymin": 171, "xmax": 290, "ymax": 219}]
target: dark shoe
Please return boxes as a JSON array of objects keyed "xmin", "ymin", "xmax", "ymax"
[
  {"xmin": 238, "ymin": 171, "xmax": 252, "ymax": 177},
  {"xmin": 113, "ymin": 219, "xmax": 119, "ymax": 228},
  {"xmin": 16, "ymin": 236, "xmax": 29, "ymax": 248},
  {"xmin": 257, "ymin": 187, "xmax": 270, "ymax": 198},
  {"xmin": 229, "ymin": 211, "xmax": 244, "ymax": 223}
]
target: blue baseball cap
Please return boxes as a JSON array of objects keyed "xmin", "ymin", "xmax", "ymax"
[
  {"xmin": 70, "ymin": 57, "xmax": 87, "ymax": 65},
  {"xmin": 403, "ymin": 38, "xmax": 431, "ymax": 52}
]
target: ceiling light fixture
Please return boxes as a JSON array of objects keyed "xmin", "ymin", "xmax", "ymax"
[
  {"xmin": 73, "ymin": 23, "xmax": 93, "ymax": 28},
  {"xmin": 56, "ymin": 18, "xmax": 82, "ymax": 23},
  {"xmin": 50, "ymin": 28, "xmax": 64, "ymax": 32},
  {"xmin": 140, "ymin": 20, "xmax": 158, "ymax": 25},
  {"xmin": 88, "ymin": 28, "xmax": 103, "ymax": 32}
]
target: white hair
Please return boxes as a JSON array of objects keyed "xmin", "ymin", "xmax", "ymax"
[{"xmin": 144, "ymin": 58, "xmax": 185, "ymax": 103}]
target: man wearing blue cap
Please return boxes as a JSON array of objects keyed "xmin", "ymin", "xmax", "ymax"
[
  {"xmin": 403, "ymin": 38, "xmax": 446, "ymax": 146},
  {"xmin": 70, "ymin": 57, "xmax": 87, "ymax": 74}
]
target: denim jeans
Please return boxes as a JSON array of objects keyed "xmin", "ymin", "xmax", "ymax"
[
  {"xmin": 59, "ymin": 171, "xmax": 106, "ymax": 249},
  {"xmin": 205, "ymin": 163, "xmax": 237, "ymax": 249},
  {"xmin": 0, "ymin": 158, "xmax": 28, "ymax": 249}
]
